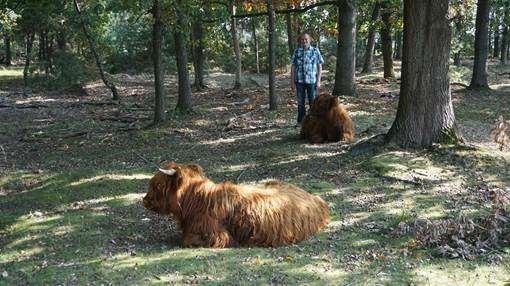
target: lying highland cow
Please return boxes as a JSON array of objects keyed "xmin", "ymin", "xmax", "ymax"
[
  {"xmin": 301, "ymin": 94, "xmax": 355, "ymax": 143},
  {"xmin": 143, "ymin": 162, "xmax": 330, "ymax": 248}
]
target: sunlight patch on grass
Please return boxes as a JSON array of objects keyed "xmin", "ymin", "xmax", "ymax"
[
  {"xmin": 0, "ymin": 67, "xmax": 22, "ymax": 77},
  {"xmin": 199, "ymin": 129, "xmax": 278, "ymax": 145},
  {"xmin": 1, "ymin": 247, "xmax": 45, "ymax": 263},
  {"xmin": 68, "ymin": 173, "xmax": 152, "ymax": 187},
  {"xmin": 416, "ymin": 262, "xmax": 510, "ymax": 284}
]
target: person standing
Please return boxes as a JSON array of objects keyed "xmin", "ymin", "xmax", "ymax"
[{"xmin": 291, "ymin": 33, "xmax": 324, "ymax": 127}]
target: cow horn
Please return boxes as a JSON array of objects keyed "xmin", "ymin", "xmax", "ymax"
[{"xmin": 158, "ymin": 168, "xmax": 176, "ymax": 176}]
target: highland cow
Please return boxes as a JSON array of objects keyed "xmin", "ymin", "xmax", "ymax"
[
  {"xmin": 143, "ymin": 162, "xmax": 330, "ymax": 248},
  {"xmin": 300, "ymin": 94, "xmax": 355, "ymax": 143}
]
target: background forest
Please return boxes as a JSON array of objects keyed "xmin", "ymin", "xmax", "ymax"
[{"xmin": 1, "ymin": 0, "xmax": 510, "ymax": 285}]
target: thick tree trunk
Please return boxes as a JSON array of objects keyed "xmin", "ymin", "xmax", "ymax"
[
  {"xmin": 192, "ymin": 19, "xmax": 206, "ymax": 90},
  {"xmin": 267, "ymin": 0, "xmax": 277, "ymax": 110},
  {"xmin": 229, "ymin": 0, "xmax": 242, "ymax": 89},
  {"xmin": 23, "ymin": 32, "xmax": 34, "ymax": 95},
  {"xmin": 469, "ymin": 0, "xmax": 490, "ymax": 90},
  {"xmin": 4, "ymin": 34, "xmax": 11, "ymax": 66},
  {"xmin": 386, "ymin": 0, "xmax": 461, "ymax": 147},
  {"xmin": 361, "ymin": 2, "xmax": 381, "ymax": 74},
  {"xmin": 174, "ymin": 0, "xmax": 192, "ymax": 111},
  {"xmin": 333, "ymin": 0, "xmax": 357, "ymax": 96},
  {"xmin": 380, "ymin": 3, "xmax": 395, "ymax": 79},
  {"xmin": 73, "ymin": 0, "xmax": 119, "ymax": 100},
  {"xmin": 286, "ymin": 4, "xmax": 294, "ymax": 58},
  {"xmin": 394, "ymin": 31, "xmax": 402, "ymax": 60},
  {"xmin": 152, "ymin": 0, "xmax": 165, "ymax": 124},
  {"xmin": 493, "ymin": 28, "xmax": 500, "ymax": 59},
  {"xmin": 251, "ymin": 18, "xmax": 260, "ymax": 73}
]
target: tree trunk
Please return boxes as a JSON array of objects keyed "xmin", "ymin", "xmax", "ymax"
[
  {"xmin": 469, "ymin": 0, "xmax": 490, "ymax": 90},
  {"xmin": 493, "ymin": 28, "xmax": 500, "ymax": 59},
  {"xmin": 394, "ymin": 31, "xmax": 402, "ymax": 60},
  {"xmin": 174, "ymin": 0, "xmax": 192, "ymax": 111},
  {"xmin": 192, "ymin": 19, "xmax": 206, "ymax": 90},
  {"xmin": 286, "ymin": 4, "xmax": 294, "ymax": 58},
  {"xmin": 152, "ymin": 0, "xmax": 165, "ymax": 124},
  {"xmin": 454, "ymin": 53, "xmax": 462, "ymax": 66},
  {"xmin": 361, "ymin": 2, "xmax": 380, "ymax": 74},
  {"xmin": 386, "ymin": 0, "xmax": 461, "ymax": 147},
  {"xmin": 454, "ymin": 19, "xmax": 463, "ymax": 66},
  {"xmin": 333, "ymin": 0, "xmax": 357, "ymax": 96},
  {"xmin": 267, "ymin": 0, "xmax": 277, "ymax": 110},
  {"xmin": 73, "ymin": 0, "xmax": 119, "ymax": 100},
  {"xmin": 229, "ymin": 0, "xmax": 242, "ymax": 89},
  {"xmin": 4, "ymin": 34, "xmax": 11, "ymax": 66},
  {"xmin": 380, "ymin": 3, "xmax": 395, "ymax": 78},
  {"xmin": 23, "ymin": 31, "xmax": 34, "ymax": 95},
  {"xmin": 251, "ymin": 18, "xmax": 260, "ymax": 73},
  {"xmin": 501, "ymin": 26, "xmax": 508, "ymax": 64}
]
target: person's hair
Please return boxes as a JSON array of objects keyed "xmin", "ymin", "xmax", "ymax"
[{"xmin": 297, "ymin": 33, "xmax": 312, "ymax": 44}]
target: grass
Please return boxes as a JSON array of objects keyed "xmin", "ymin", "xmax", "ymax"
[{"xmin": 1, "ymin": 62, "xmax": 510, "ymax": 285}]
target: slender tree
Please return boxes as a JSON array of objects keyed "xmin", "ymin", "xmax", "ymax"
[
  {"xmin": 191, "ymin": 18, "xmax": 206, "ymax": 90},
  {"xmin": 380, "ymin": 2, "xmax": 395, "ymax": 78},
  {"xmin": 361, "ymin": 1, "xmax": 381, "ymax": 74},
  {"xmin": 333, "ymin": 0, "xmax": 357, "ymax": 97},
  {"xmin": 251, "ymin": 18, "xmax": 260, "ymax": 73},
  {"xmin": 4, "ymin": 34, "xmax": 11, "ymax": 66},
  {"xmin": 152, "ymin": 0, "xmax": 165, "ymax": 124},
  {"xmin": 469, "ymin": 0, "xmax": 491, "ymax": 90},
  {"xmin": 386, "ymin": 0, "xmax": 462, "ymax": 147},
  {"xmin": 285, "ymin": 3, "xmax": 294, "ymax": 58},
  {"xmin": 174, "ymin": 0, "xmax": 193, "ymax": 111},
  {"xmin": 23, "ymin": 31, "xmax": 34, "ymax": 95},
  {"xmin": 267, "ymin": 0, "xmax": 277, "ymax": 110},
  {"xmin": 229, "ymin": 0, "xmax": 242, "ymax": 89},
  {"xmin": 73, "ymin": 0, "xmax": 119, "ymax": 100}
]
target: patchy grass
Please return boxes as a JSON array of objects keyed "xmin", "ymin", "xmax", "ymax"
[{"xmin": 1, "ymin": 62, "xmax": 510, "ymax": 285}]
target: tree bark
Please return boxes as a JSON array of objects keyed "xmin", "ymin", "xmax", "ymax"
[
  {"xmin": 453, "ymin": 19, "xmax": 463, "ymax": 66},
  {"xmin": 23, "ymin": 31, "xmax": 34, "ymax": 95},
  {"xmin": 386, "ymin": 0, "xmax": 461, "ymax": 147},
  {"xmin": 267, "ymin": 0, "xmax": 277, "ymax": 110},
  {"xmin": 394, "ymin": 31, "xmax": 402, "ymax": 60},
  {"xmin": 493, "ymin": 28, "xmax": 500, "ymax": 59},
  {"xmin": 73, "ymin": 0, "xmax": 119, "ymax": 100},
  {"xmin": 251, "ymin": 18, "xmax": 260, "ymax": 73},
  {"xmin": 333, "ymin": 0, "xmax": 357, "ymax": 97},
  {"xmin": 361, "ymin": 2, "xmax": 381, "ymax": 74},
  {"xmin": 174, "ymin": 0, "xmax": 192, "ymax": 111},
  {"xmin": 380, "ymin": 3, "xmax": 395, "ymax": 78},
  {"xmin": 286, "ymin": 4, "xmax": 294, "ymax": 58},
  {"xmin": 4, "ymin": 34, "xmax": 11, "ymax": 66},
  {"xmin": 468, "ymin": 0, "xmax": 490, "ymax": 90},
  {"xmin": 192, "ymin": 18, "xmax": 206, "ymax": 90},
  {"xmin": 501, "ymin": 26, "xmax": 508, "ymax": 64},
  {"xmin": 152, "ymin": 0, "xmax": 165, "ymax": 124},
  {"xmin": 229, "ymin": 0, "xmax": 242, "ymax": 89}
]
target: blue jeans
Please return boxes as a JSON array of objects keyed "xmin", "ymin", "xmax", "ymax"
[{"xmin": 296, "ymin": 82, "xmax": 317, "ymax": 123}]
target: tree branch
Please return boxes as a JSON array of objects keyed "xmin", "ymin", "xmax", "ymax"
[{"xmin": 233, "ymin": 0, "xmax": 337, "ymax": 18}]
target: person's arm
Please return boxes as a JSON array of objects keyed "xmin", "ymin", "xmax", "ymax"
[
  {"xmin": 291, "ymin": 64, "xmax": 296, "ymax": 91},
  {"xmin": 316, "ymin": 64, "xmax": 322, "ymax": 91}
]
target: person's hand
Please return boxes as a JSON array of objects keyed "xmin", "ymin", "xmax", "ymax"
[
  {"xmin": 291, "ymin": 82, "xmax": 296, "ymax": 92},
  {"xmin": 316, "ymin": 81, "xmax": 321, "ymax": 92}
]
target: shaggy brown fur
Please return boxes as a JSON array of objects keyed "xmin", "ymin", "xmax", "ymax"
[
  {"xmin": 143, "ymin": 162, "xmax": 330, "ymax": 248},
  {"xmin": 300, "ymin": 94, "xmax": 355, "ymax": 143}
]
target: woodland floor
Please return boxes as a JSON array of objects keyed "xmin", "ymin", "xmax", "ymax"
[{"xmin": 0, "ymin": 60, "xmax": 509, "ymax": 285}]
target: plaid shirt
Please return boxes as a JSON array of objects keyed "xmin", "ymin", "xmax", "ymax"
[{"xmin": 291, "ymin": 46, "xmax": 324, "ymax": 84}]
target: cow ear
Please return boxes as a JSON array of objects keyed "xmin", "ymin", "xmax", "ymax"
[{"xmin": 159, "ymin": 168, "xmax": 177, "ymax": 176}]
